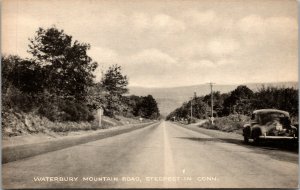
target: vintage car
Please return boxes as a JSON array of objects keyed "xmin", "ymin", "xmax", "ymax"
[{"xmin": 243, "ymin": 109, "xmax": 298, "ymax": 144}]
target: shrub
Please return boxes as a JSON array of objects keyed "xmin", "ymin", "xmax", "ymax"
[
  {"xmin": 2, "ymin": 86, "xmax": 37, "ymax": 113},
  {"xmin": 37, "ymin": 97, "xmax": 94, "ymax": 122},
  {"xmin": 199, "ymin": 114, "xmax": 250, "ymax": 133}
]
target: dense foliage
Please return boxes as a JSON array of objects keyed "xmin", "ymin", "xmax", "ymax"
[
  {"xmin": 28, "ymin": 27, "xmax": 98, "ymax": 100},
  {"xmin": 120, "ymin": 95, "xmax": 160, "ymax": 119},
  {"xmin": 166, "ymin": 85, "xmax": 298, "ymax": 122},
  {"xmin": 101, "ymin": 65, "xmax": 128, "ymax": 117},
  {"xmin": 2, "ymin": 26, "xmax": 160, "ymax": 122}
]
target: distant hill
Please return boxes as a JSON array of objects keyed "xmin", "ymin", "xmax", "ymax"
[{"xmin": 128, "ymin": 81, "xmax": 298, "ymax": 117}]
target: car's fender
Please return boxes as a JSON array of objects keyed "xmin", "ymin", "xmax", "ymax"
[
  {"xmin": 243, "ymin": 124, "xmax": 251, "ymax": 137},
  {"xmin": 251, "ymin": 125, "xmax": 263, "ymax": 138}
]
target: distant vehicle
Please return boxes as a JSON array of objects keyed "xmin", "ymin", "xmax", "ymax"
[{"xmin": 243, "ymin": 109, "xmax": 298, "ymax": 144}]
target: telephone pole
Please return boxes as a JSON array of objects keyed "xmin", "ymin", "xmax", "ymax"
[
  {"xmin": 190, "ymin": 97, "xmax": 193, "ymax": 120},
  {"xmin": 207, "ymin": 82, "xmax": 216, "ymax": 124},
  {"xmin": 190, "ymin": 92, "xmax": 197, "ymax": 123}
]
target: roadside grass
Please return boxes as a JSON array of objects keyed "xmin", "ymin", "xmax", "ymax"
[
  {"xmin": 2, "ymin": 110, "xmax": 145, "ymax": 137},
  {"xmin": 198, "ymin": 114, "xmax": 251, "ymax": 134},
  {"xmin": 199, "ymin": 114, "xmax": 298, "ymax": 134}
]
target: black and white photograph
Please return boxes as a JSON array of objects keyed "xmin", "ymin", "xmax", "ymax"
[{"xmin": 1, "ymin": 0, "xmax": 299, "ymax": 188}]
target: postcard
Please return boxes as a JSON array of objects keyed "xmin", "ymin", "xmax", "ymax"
[{"xmin": 2, "ymin": 0, "xmax": 298, "ymax": 189}]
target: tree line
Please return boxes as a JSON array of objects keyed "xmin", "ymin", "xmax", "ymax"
[
  {"xmin": 166, "ymin": 85, "xmax": 298, "ymax": 122},
  {"xmin": 2, "ymin": 26, "xmax": 160, "ymax": 122}
]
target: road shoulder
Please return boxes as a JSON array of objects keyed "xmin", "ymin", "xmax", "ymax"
[{"xmin": 2, "ymin": 122, "xmax": 159, "ymax": 164}]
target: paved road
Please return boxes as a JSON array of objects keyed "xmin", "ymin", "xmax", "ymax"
[{"xmin": 3, "ymin": 121, "xmax": 298, "ymax": 188}]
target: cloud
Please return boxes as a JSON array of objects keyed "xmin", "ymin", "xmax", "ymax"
[
  {"xmin": 2, "ymin": 0, "xmax": 297, "ymax": 87},
  {"xmin": 189, "ymin": 60, "xmax": 215, "ymax": 68},
  {"xmin": 131, "ymin": 13, "xmax": 151, "ymax": 31},
  {"xmin": 88, "ymin": 47, "xmax": 120, "ymax": 82},
  {"xmin": 127, "ymin": 49, "xmax": 177, "ymax": 65},
  {"xmin": 176, "ymin": 37, "xmax": 240, "ymax": 65},
  {"xmin": 183, "ymin": 10, "xmax": 217, "ymax": 26},
  {"xmin": 88, "ymin": 47, "xmax": 120, "ymax": 64},
  {"xmin": 187, "ymin": 58, "xmax": 237, "ymax": 70},
  {"xmin": 96, "ymin": 12, "xmax": 128, "ymax": 29},
  {"xmin": 152, "ymin": 14, "xmax": 186, "ymax": 34},
  {"xmin": 177, "ymin": 43, "xmax": 206, "ymax": 59},
  {"xmin": 208, "ymin": 38, "xmax": 240, "ymax": 56},
  {"xmin": 121, "ymin": 49, "xmax": 178, "ymax": 80},
  {"xmin": 238, "ymin": 15, "xmax": 265, "ymax": 34},
  {"xmin": 237, "ymin": 15, "xmax": 297, "ymax": 39},
  {"xmin": 131, "ymin": 13, "xmax": 185, "ymax": 34},
  {"xmin": 93, "ymin": 12, "xmax": 186, "ymax": 35}
]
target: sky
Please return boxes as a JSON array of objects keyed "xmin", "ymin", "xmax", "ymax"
[{"xmin": 2, "ymin": 0, "xmax": 298, "ymax": 87}]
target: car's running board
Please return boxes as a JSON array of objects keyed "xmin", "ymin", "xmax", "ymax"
[{"xmin": 259, "ymin": 136, "xmax": 298, "ymax": 139}]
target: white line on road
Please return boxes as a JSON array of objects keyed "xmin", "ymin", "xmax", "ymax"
[{"xmin": 162, "ymin": 121, "xmax": 177, "ymax": 188}]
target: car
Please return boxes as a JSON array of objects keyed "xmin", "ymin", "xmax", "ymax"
[{"xmin": 243, "ymin": 109, "xmax": 298, "ymax": 144}]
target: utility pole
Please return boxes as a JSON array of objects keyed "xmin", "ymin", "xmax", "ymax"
[
  {"xmin": 98, "ymin": 107, "xmax": 103, "ymax": 128},
  {"xmin": 190, "ymin": 92, "xmax": 196, "ymax": 123},
  {"xmin": 190, "ymin": 97, "xmax": 193, "ymax": 120},
  {"xmin": 207, "ymin": 82, "xmax": 216, "ymax": 124}
]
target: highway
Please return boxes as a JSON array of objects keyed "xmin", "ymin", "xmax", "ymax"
[{"xmin": 3, "ymin": 121, "xmax": 298, "ymax": 188}]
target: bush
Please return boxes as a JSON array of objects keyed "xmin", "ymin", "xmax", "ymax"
[
  {"xmin": 200, "ymin": 121, "xmax": 218, "ymax": 130},
  {"xmin": 188, "ymin": 117, "xmax": 197, "ymax": 124},
  {"xmin": 59, "ymin": 100, "xmax": 94, "ymax": 122},
  {"xmin": 3, "ymin": 87, "xmax": 95, "ymax": 123},
  {"xmin": 38, "ymin": 97, "xmax": 94, "ymax": 122},
  {"xmin": 2, "ymin": 86, "xmax": 37, "ymax": 113},
  {"xmin": 199, "ymin": 114, "xmax": 250, "ymax": 134}
]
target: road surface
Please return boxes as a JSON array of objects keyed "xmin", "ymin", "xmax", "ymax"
[{"xmin": 3, "ymin": 121, "xmax": 298, "ymax": 188}]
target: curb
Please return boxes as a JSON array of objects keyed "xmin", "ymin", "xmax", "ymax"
[{"xmin": 2, "ymin": 122, "xmax": 159, "ymax": 164}]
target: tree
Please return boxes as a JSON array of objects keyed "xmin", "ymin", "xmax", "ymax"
[
  {"xmin": 203, "ymin": 91, "xmax": 229, "ymax": 116},
  {"xmin": 2, "ymin": 55, "xmax": 45, "ymax": 112},
  {"xmin": 231, "ymin": 85, "xmax": 254, "ymax": 99},
  {"xmin": 252, "ymin": 86, "xmax": 298, "ymax": 117},
  {"xmin": 101, "ymin": 64, "xmax": 128, "ymax": 96},
  {"xmin": 123, "ymin": 95, "xmax": 143, "ymax": 117},
  {"xmin": 223, "ymin": 85, "xmax": 254, "ymax": 115},
  {"xmin": 2, "ymin": 55, "xmax": 22, "ymax": 93},
  {"xmin": 192, "ymin": 97, "xmax": 209, "ymax": 119},
  {"xmin": 138, "ymin": 95, "xmax": 160, "ymax": 119},
  {"xmin": 86, "ymin": 83, "xmax": 108, "ymax": 110},
  {"xmin": 4, "ymin": 58, "xmax": 43, "ymax": 94},
  {"xmin": 101, "ymin": 65, "xmax": 128, "ymax": 116},
  {"xmin": 166, "ymin": 97, "xmax": 209, "ymax": 121},
  {"xmin": 28, "ymin": 26, "xmax": 98, "ymax": 100}
]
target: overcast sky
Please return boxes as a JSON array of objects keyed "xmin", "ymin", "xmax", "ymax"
[{"xmin": 2, "ymin": 0, "xmax": 298, "ymax": 87}]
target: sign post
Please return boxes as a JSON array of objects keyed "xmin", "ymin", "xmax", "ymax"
[{"xmin": 98, "ymin": 108, "xmax": 103, "ymax": 128}]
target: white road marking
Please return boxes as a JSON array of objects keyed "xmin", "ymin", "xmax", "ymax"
[{"xmin": 162, "ymin": 121, "xmax": 177, "ymax": 188}]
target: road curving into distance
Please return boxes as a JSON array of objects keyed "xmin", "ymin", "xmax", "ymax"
[{"xmin": 3, "ymin": 121, "xmax": 298, "ymax": 188}]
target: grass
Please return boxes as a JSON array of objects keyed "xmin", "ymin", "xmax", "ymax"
[
  {"xmin": 2, "ymin": 110, "xmax": 123, "ymax": 136},
  {"xmin": 199, "ymin": 114, "xmax": 251, "ymax": 134}
]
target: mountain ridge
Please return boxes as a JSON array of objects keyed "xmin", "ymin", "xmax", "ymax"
[
  {"xmin": 129, "ymin": 81, "xmax": 298, "ymax": 90},
  {"xmin": 128, "ymin": 81, "xmax": 298, "ymax": 117}
]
